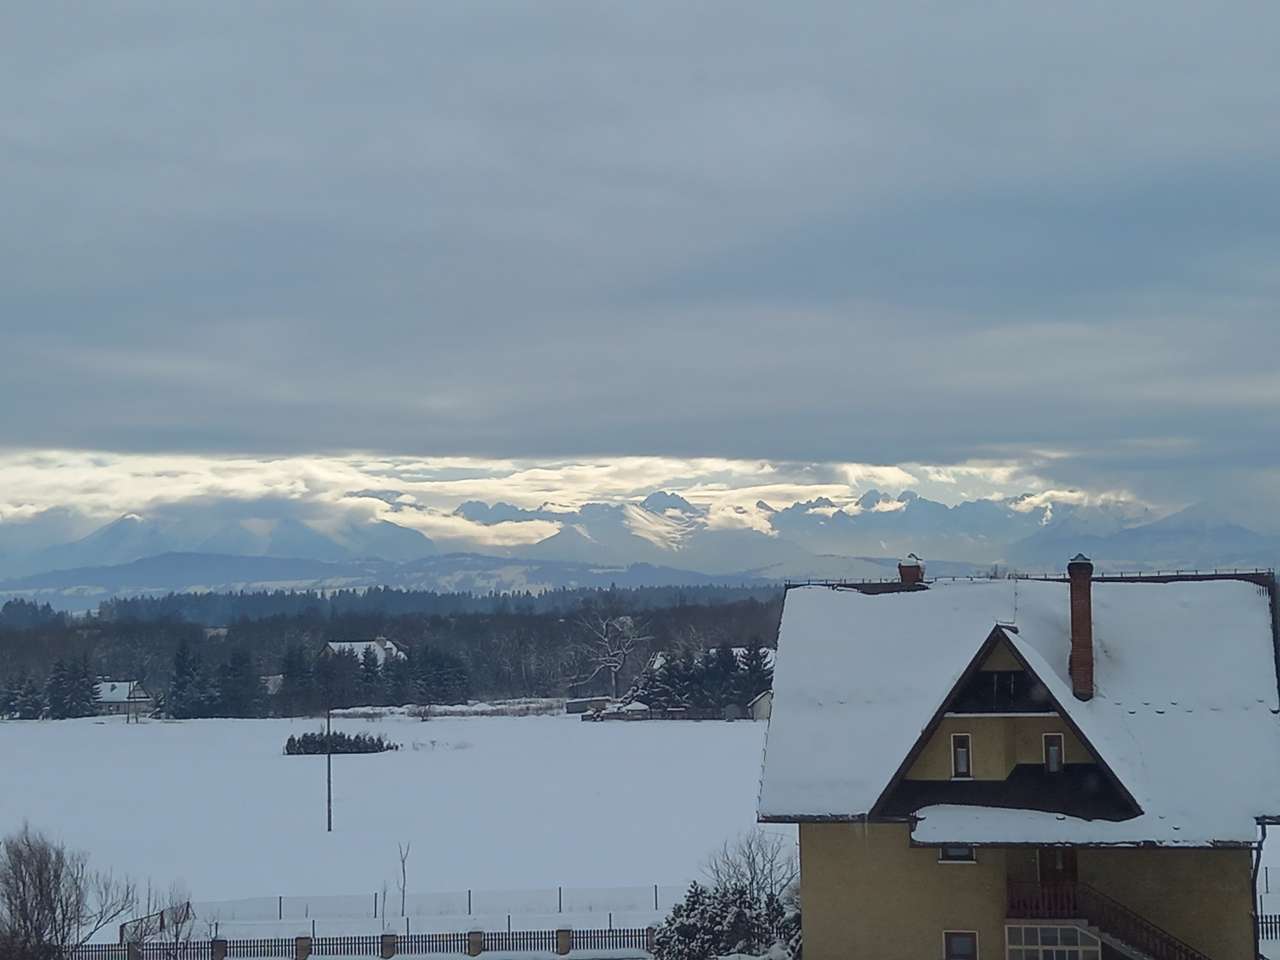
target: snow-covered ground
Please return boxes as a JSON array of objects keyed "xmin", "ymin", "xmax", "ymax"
[{"xmin": 0, "ymin": 714, "xmax": 783, "ymax": 916}]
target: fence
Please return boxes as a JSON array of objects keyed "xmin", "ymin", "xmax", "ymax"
[
  {"xmin": 1261, "ymin": 913, "xmax": 1280, "ymax": 941},
  {"xmin": 78, "ymin": 927, "xmax": 653, "ymax": 959}
]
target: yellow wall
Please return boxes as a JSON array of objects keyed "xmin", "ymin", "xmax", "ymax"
[
  {"xmin": 800, "ymin": 823, "xmax": 1007, "ymax": 960},
  {"xmin": 799, "ymin": 826, "xmax": 1257, "ymax": 960},
  {"xmin": 979, "ymin": 640, "xmax": 1021, "ymax": 671},
  {"xmin": 1079, "ymin": 847, "xmax": 1255, "ymax": 960},
  {"xmin": 905, "ymin": 716, "xmax": 1090, "ymax": 780}
]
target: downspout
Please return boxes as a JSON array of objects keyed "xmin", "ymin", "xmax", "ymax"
[{"xmin": 1254, "ymin": 821, "xmax": 1267, "ymax": 960}]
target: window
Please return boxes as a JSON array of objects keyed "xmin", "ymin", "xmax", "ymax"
[
  {"xmin": 952, "ymin": 733, "xmax": 972, "ymax": 779},
  {"xmin": 945, "ymin": 931, "xmax": 978, "ymax": 959},
  {"xmin": 939, "ymin": 845, "xmax": 976, "ymax": 863},
  {"xmin": 1043, "ymin": 733, "xmax": 1064, "ymax": 774},
  {"xmin": 1006, "ymin": 925, "xmax": 1100, "ymax": 959}
]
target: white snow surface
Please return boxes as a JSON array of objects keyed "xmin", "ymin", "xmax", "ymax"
[
  {"xmin": 0, "ymin": 715, "xmax": 783, "ymax": 907},
  {"xmin": 759, "ymin": 578, "xmax": 1280, "ymax": 845}
]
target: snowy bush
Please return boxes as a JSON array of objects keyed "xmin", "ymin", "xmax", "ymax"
[
  {"xmin": 653, "ymin": 830, "xmax": 800, "ymax": 960},
  {"xmin": 652, "ymin": 882, "xmax": 790, "ymax": 960},
  {"xmin": 283, "ymin": 731, "xmax": 400, "ymax": 755}
]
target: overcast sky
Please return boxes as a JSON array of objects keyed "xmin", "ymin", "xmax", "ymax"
[{"xmin": 2, "ymin": 2, "xmax": 1278, "ymax": 520}]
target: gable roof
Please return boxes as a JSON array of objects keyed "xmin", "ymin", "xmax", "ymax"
[
  {"xmin": 758, "ymin": 577, "xmax": 1280, "ymax": 846},
  {"xmin": 95, "ymin": 680, "xmax": 151, "ymax": 703},
  {"xmin": 325, "ymin": 637, "xmax": 405, "ymax": 665},
  {"xmin": 868, "ymin": 625, "xmax": 1140, "ymax": 820}
]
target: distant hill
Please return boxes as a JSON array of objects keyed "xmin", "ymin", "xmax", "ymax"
[{"xmin": 0, "ymin": 551, "xmax": 773, "ymax": 611}]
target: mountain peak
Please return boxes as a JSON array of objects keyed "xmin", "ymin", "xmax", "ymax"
[{"xmin": 640, "ymin": 491, "xmax": 698, "ymax": 515}]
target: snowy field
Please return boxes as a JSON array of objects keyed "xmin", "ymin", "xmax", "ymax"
[{"xmin": 0, "ymin": 714, "xmax": 784, "ymax": 925}]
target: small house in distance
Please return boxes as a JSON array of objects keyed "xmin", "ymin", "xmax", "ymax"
[
  {"xmin": 748, "ymin": 689, "xmax": 772, "ymax": 721},
  {"xmin": 566, "ymin": 696, "xmax": 611, "ymax": 715},
  {"xmin": 94, "ymin": 680, "xmax": 155, "ymax": 719},
  {"xmin": 759, "ymin": 555, "xmax": 1280, "ymax": 960},
  {"xmin": 323, "ymin": 636, "xmax": 406, "ymax": 665}
]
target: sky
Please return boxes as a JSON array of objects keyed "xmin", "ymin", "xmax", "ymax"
[{"xmin": 2, "ymin": 2, "xmax": 1278, "ymax": 527}]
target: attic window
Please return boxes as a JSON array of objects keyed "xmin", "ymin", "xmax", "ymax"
[
  {"xmin": 939, "ymin": 845, "xmax": 976, "ymax": 863},
  {"xmin": 951, "ymin": 733, "xmax": 972, "ymax": 779},
  {"xmin": 1044, "ymin": 733, "xmax": 1065, "ymax": 774}
]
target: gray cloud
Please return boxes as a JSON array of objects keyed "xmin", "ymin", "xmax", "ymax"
[{"xmin": 1, "ymin": 1, "xmax": 1278, "ymax": 510}]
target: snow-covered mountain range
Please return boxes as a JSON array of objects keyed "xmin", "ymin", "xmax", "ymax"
[{"xmin": 0, "ymin": 490, "xmax": 1275, "ymax": 608}]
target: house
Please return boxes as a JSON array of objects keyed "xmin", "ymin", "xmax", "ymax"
[
  {"xmin": 748, "ymin": 688, "xmax": 772, "ymax": 721},
  {"xmin": 94, "ymin": 680, "xmax": 155, "ymax": 718},
  {"xmin": 759, "ymin": 555, "xmax": 1280, "ymax": 960},
  {"xmin": 323, "ymin": 636, "xmax": 406, "ymax": 666},
  {"xmin": 566, "ymin": 696, "xmax": 611, "ymax": 715}
]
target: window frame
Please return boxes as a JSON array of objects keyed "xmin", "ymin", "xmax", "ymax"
[
  {"xmin": 938, "ymin": 845, "xmax": 977, "ymax": 864},
  {"xmin": 1043, "ymin": 733, "xmax": 1065, "ymax": 774},
  {"xmin": 951, "ymin": 732, "xmax": 973, "ymax": 779},
  {"xmin": 944, "ymin": 929, "xmax": 979, "ymax": 960}
]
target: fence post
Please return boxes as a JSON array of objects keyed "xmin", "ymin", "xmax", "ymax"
[
  {"xmin": 555, "ymin": 928, "xmax": 573, "ymax": 956},
  {"xmin": 127, "ymin": 944, "xmax": 142, "ymax": 960},
  {"xmin": 296, "ymin": 934, "xmax": 313, "ymax": 960},
  {"xmin": 212, "ymin": 939, "xmax": 228, "ymax": 960},
  {"xmin": 380, "ymin": 932, "xmax": 399, "ymax": 958},
  {"xmin": 467, "ymin": 930, "xmax": 485, "ymax": 957}
]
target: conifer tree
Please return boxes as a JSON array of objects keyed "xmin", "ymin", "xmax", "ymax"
[
  {"xmin": 45, "ymin": 660, "xmax": 71, "ymax": 719},
  {"xmin": 359, "ymin": 646, "xmax": 383, "ymax": 707},
  {"xmin": 278, "ymin": 644, "xmax": 315, "ymax": 716},
  {"xmin": 15, "ymin": 676, "xmax": 45, "ymax": 719}
]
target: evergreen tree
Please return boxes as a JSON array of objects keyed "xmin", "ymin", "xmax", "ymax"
[
  {"xmin": 736, "ymin": 644, "xmax": 773, "ymax": 707},
  {"xmin": 278, "ymin": 644, "xmax": 315, "ymax": 716},
  {"xmin": 0, "ymin": 675, "xmax": 16, "ymax": 717},
  {"xmin": 65, "ymin": 656, "xmax": 98, "ymax": 718},
  {"xmin": 317, "ymin": 648, "xmax": 360, "ymax": 708},
  {"xmin": 45, "ymin": 660, "xmax": 71, "ymax": 719},
  {"xmin": 217, "ymin": 647, "xmax": 265, "ymax": 718},
  {"xmin": 15, "ymin": 676, "xmax": 45, "ymax": 719},
  {"xmin": 703, "ymin": 643, "xmax": 739, "ymax": 707},
  {"xmin": 358, "ymin": 646, "xmax": 383, "ymax": 707},
  {"xmin": 383, "ymin": 654, "xmax": 415, "ymax": 707},
  {"xmin": 168, "ymin": 639, "xmax": 199, "ymax": 719}
]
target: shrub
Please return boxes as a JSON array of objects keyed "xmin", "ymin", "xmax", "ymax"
[
  {"xmin": 283, "ymin": 731, "xmax": 400, "ymax": 755},
  {"xmin": 652, "ymin": 882, "xmax": 788, "ymax": 960}
]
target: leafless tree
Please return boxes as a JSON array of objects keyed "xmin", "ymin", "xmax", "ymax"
[
  {"xmin": 133, "ymin": 882, "xmax": 194, "ymax": 959},
  {"xmin": 701, "ymin": 829, "xmax": 798, "ymax": 904},
  {"xmin": 0, "ymin": 825, "xmax": 136, "ymax": 960},
  {"xmin": 396, "ymin": 842, "xmax": 411, "ymax": 917},
  {"xmin": 566, "ymin": 614, "xmax": 653, "ymax": 699}
]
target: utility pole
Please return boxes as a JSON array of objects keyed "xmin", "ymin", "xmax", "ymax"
[{"xmin": 326, "ymin": 704, "xmax": 333, "ymax": 833}]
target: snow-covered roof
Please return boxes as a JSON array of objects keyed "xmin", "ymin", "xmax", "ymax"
[
  {"xmin": 95, "ymin": 680, "xmax": 150, "ymax": 703},
  {"xmin": 325, "ymin": 637, "xmax": 405, "ymax": 666},
  {"xmin": 758, "ymin": 578, "xmax": 1280, "ymax": 846}
]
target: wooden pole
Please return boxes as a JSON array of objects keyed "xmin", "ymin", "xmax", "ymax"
[{"xmin": 326, "ymin": 706, "xmax": 333, "ymax": 833}]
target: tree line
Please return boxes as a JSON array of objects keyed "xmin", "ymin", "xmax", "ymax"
[
  {"xmin": 0, "ymin": 586, "xmax": 783, "ymax": 718},
  {"xmin": 98, "ymin": 583, "xmax": 779, "ymax": 625},
  {"xmin": 625, "ymin": 645, "xmax": 773, "ymax": 710}
]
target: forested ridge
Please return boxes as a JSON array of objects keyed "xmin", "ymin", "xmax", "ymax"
[{"xmin": 0, "ymin": 585, "xmax": 783, "ymax": 719}]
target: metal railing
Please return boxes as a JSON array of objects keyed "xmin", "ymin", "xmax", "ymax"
[{"xmin": 1007, "ymin": 881, "xmax": 1213, "ymax": 960}]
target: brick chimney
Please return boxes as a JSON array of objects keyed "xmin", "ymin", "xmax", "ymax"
[
  {"xmin": 898, "ymin": 553, "xmax": 925, "ymax": 586},
  {"xmin": 1067, "ymin": 553, "xmax": 1094, "ymax": 701}
]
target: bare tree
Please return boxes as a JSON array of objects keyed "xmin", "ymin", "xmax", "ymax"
[
  {"xmin": 134, "ymin": 882, "xmax": 194, "ymax": 959},
  {"xmin": 396, "ymin": 843, "xmax": 411, "ymax": 918},
  {"xmin": 567, "ymin": 615, "xmax": 653, "ymax": 699},
  {"xmin": 0, "ymin": 825, "xmax": 136, "ymax": 960},
  {"xmin": 702, "ymin": 829, "xmax": 798, "ymax": 904}
]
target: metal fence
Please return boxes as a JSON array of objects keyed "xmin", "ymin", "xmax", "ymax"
[
  {"xmin": 1261, "ymin": 913, "xmax": 1280, "ymax": 940},
  {"xmin": 74, "ymin": 926, "xmax": 653, "ymax": 959}
]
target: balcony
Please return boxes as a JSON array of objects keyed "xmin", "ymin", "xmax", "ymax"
[{"xmin": 1006, "ymin": 881, "xmax": 1214, "ymax": 960}]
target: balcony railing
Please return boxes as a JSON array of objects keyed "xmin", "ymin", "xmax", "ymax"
[{"xmin": 1007, "ymin": 881, "xmax": 1214, "ymax": 960}]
